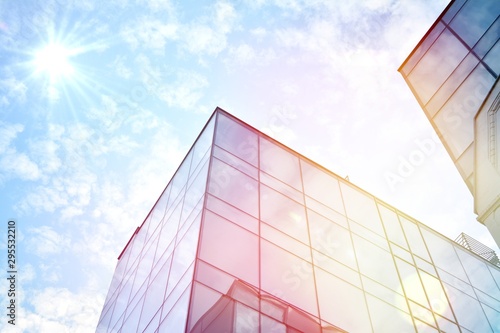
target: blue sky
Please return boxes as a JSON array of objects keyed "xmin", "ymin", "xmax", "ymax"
[{"xmin": 0, "ymin": 0, "xmax": 496, "ymax": 331}]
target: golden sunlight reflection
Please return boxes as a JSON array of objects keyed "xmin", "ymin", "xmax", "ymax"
[{"xmin": 396, "ymin": 272, "xmax": 449, "ymax": 325}]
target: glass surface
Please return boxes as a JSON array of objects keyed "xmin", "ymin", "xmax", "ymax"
[
  {"xmin": 260, "ymin": 184, "xmax": 309, "ymax": 245},
  {"xmin": 349, "ymin": 219, "xmax": 389, "ymax": 251},
  {"xmin": 260, "ymin": 171, "xmax": 303, "ymax": 204},
  {"xmin": 260, "ymin": 137, "xmax": 302, "ymax": 190},
  {"xmin": 436, "ymin": 315, "xmax": 460, "ymax": 333},
  {"xmin": 166, "ymin": 216, "xmax": 200, "ymax": 297},
  {"xmin": 474, "ymin": 17, "xmax": 500, "ymax": 58},
  {"xmin": 402, "ymin": 22, "xmax": 446, "ymax": 75},
  {"xmin": 433, "ymin": 63, "xmax": 495, "ymax": 158},
  {"xmin": 361, "ymin": 275, "xmax": 408, "ymax": 313},
  {"xmin": 421, "ymin": 229, "xmax": 469, "ymax": 281},
  {"xmin": 366, "ymin": 294, "xmax": 414, "ymax": 333},
  {"xmin": 483, "ymin": 305, "xmax": 500, "ymax": 332},
  {"xmin": 396, "ymin": 257, "xmax": 429, "ymax": 308},
  {"xmin": 194, "ymin": 259, "xmax": 236, "ymax": 295},
  {"xmin": 484, "ymin": 40, "xmax": 500, "ymax": 74},
  {"xmin": 213, "ymin": 145, "xmax": 258, "ymax": 180},
  {"xmin": 408, "ymin": 28, "xmax": 469, "ymax": 105},
  {"xmin": 190, "ymin": 114, "xmax": 215, "ymax": 179},
  {"xmin": 260, "ymin": 239, "xmax": 318, "ymax": 316},
  {"xmin": 400, "ymin": 217, "xmax": 430, "ymax": 261},
  {"xmin": 234, "ymin": 302, "xmax": 259, "ymax": 333},
  {"xmin": 215, "ymin": 112, "xmax": 258, "ymax": 166},
  {"xmin": 205, "ymin": 194, "xmax": 258, "ymax": 234},
  {"xmin": 313, "ymin": 250, "xmax": 361, "ymax": 288},
  {"xmin": 419, "ymin": 270, "xmax": 453, "ymax": 320},
  {"xmin": 340, "ymin": 182, "xmax": 385, "ymax": 236},
  {"xmin": 409, "ymin": 301, "xmax": 436, "ymax": 328},
  {"xmin": 261, "ymin": 222, "xmax": 312, "ymax": 262},
  {"xmin": 353, "ymin": 234, "xmax": 401, "ymax": 291},
  {"xmin": 377, "ymin": 203, "xmax": 408, "ymax": 249},
  {"xmin": 261, "ymin": 315, "xmax": 286, "ymax": 333},
  {"xmin": 391, "ymin": 243, "xmax": 413, "ymax": 263},
  {"xmin": 181, "ymin": 159, "xmax": 209, "ymax": 226},
  {"xmin": 444, "ymin": 283, "xmax": 492, "ymax": 332},
  {"xmin": 425, "ymin": 53, "xmax": 478, "ymax": 118},
  {"xmin": 305, "ymin": 196, "xmax": 348, "ymax": 228},
  {"xmin": 208, "ymin": 157, "xmax": 259, "ymax": 217},
  {"xmin": 169, "ymin": 149, "xmax": 193, "ymax": 202},
  {"xmin": 157, "ymin": 284, "xmax": 191, "ymax": 333},
  {"xmin": 455, "ymin": 248, "xmax": 500, "ymax": 299},
  {"xmin": 315, "ymin": 267, "xmax": 371, "ymax": 332},
  {"xmin": 301, "ymin": 159, "xmax": 345, "ymax": 214},
  {"xmin": 138, "ymin": 258, "xmax": 171, "ymax": 332},
  {"xmin": 199, "ymin": 210, "xmax": 259, "ymax": 287},
  {"xmin": 187, "ymin": 282, "xmax": 224, "ymax": 332},
  {"xmin": 308, "ymin": 209, "xmax": 356, "ymax": 269},
  {"xmin": 449, "ymin": 0, "xmax": 499, "ymax": 48}
]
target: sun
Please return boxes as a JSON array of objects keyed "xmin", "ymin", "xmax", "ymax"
[{"xmin": 33, "ymin": 43, "xmax": 75, "ymax": 82}]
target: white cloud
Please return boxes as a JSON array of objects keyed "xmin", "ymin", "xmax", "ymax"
[
  {"xmin": 27, "ymin": 226, "xmax": 70, "ymax": 258},
  {"xmin": 181, "ymin": 1, "xmax": 238, "ymax": 56},
  {"xmin": 121, "ymin": 16, "xmax": 178, "ymax": 53},
  {"xmin": 110, "ymin": 55, "xmax": 132, "ymax": 79},
  {"xmin": 158, "ymin": 70, "xmax": 208, "ymax": 110},
  {"xmin": 0, "ymin": 122, "xmax": 23, "ymax": 154},
  {"xmin": 0, "ymin": 77, "xmax": 27, "ymax": 104},
  {"xmin": 0, "ymin": 150, "xmax": 40, "ymax": 181}
]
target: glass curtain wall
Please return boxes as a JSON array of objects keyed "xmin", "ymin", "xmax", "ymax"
[{"xmin": 399, "ymin": 0, "xmax": 500, "ymax": 191}]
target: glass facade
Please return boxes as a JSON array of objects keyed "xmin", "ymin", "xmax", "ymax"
[
  {"xmin": 97, "ymin": 108, "xmax": 500, "ymax": 332},
  {"xmin": 399, "ymin": 0, "xmax": 499, "ymax": 192}
]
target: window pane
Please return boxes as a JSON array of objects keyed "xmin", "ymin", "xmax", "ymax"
[
  {"xmin": 340, "ymin": 183, "xmax": 385, "ymax": 236},
  {"xmin": 408, "ymin": 29, "xmax": 469, "ymax": 105},
  {"xmin": 395, "ymin": 258, "xmax": 429, "ymax": 308},
  {"xmin": 199, "ymin": 210, "xmax": 259, "ymax": 287},
  {"xmin": 261, "ymin": 185, "xmax": 309, "ymax": 245},
  {"xmin": 421, "ymin": 228, "xmax": 468, "ymax": 281},
  {"xmin": 378, "ymin": 203, "xmax": 408, "ymax": 249},
  {"xmin": 400, "ymin": 217, "xmax": 430, "ymax": 261},
  {"xmin": 456, "ymin": 248, "xmax": 500, "ymax": 299},
  {"xmin": 208, "ymin": 158, "xmax": 258, "ymax": 217},
  {"xmin": 261, "ymin": 222, "xmax": 311, "ymax": 262},
  {"xmin": 260, "ymin": 137, "xmax": 302, "ymax": 190},
  {"xmin": 361, "ymin": 275, "xmax": 408, "ymax": 313},
  {"xmin": 445, "ymin": 284, "xmax": 492, "ymax": 332},
  {"xmin": 190, "ymin": 113, "xmax": 215, "ymax": 178},
  {"xmin": 261, "ymin": 239, "xmax": 318, "ymax": 316},
  {"xmin": 215, "ymin": 112, "xmax": 258, "ymax": 166},
  {"xmin": 433, "ymin": 64, "xmax": 495, "ymax": 158},
  {"xmin": 353, "ymin": 235, "xmax": 401, "ymax": 291},
  {"xmin": 315, "ymin": 267, "xmax": 371, "ymax": 332},
  {"xmin": 213, "ymin": 145, "xmax": 258, "ymax": 179},
  {"xmin": 188, "ymin": 282, "xmax": 224, "ymax": 332},
  {"xmin": 206, "ymin": 194, "xmax": 258, "ymax": 234},
  {"xmin": 157, "ymin": 284, "xmax": 191, "ymax": 333},
  {"xmin": 449, "ymin": 0, "xmax": 499, "ymax": 48},
  {"xmin": 301, "ymin": 159, "xmax": 344, "ymax": 214},
  {"xmin": 366, "ymin": 294, "xmax": 414, "ymax": 333},
  {"xmin": 308, "ymin": 209, "xmax": 357, "ymax": 269}
]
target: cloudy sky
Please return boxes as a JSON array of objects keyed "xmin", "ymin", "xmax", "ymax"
[{"xmin": 0, "ymin": 0, "xmax": 496, "ymax": 331}]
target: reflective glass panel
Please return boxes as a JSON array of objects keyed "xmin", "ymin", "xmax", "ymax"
[
  {"xmin": 215, "ymin": 112, "xmax": 258, "ymax": 166},
  {"xmin": 301, "ymin": 160, "xmax": 345, "ymax": 214},
  {"xmin": 260, "ymin": 137, "xmax": 302, "ymax": 190},
  {"xmin": 315, "ymin": 267, "xmax": 371, "ymax": 332},
  {"xmin": 260, "ymin": 239, "xmax": 318, "ymax": 316},
  {"xmin": 366, "ymin": 294, "xmax": 414, "ymax": 333},
  {"xmin": 340, "ymin": 183, "xmax": 385, "ymax": 236},
  {"xmin": 408, "ymin": 28, "xmax": 469, "ymax": 105},
  {"xmin": 199, "ymin": 210, "xmax": 259, "ymax": 287},
  {"xmin": 260, "ymin": 185, "xmax": 309, "ymax": 245},
  {"xmin": 208, "ymin": 158, "xmax": 258, "ymax": 217}
]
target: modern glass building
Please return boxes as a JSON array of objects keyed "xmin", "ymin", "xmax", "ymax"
[
  {"xmin": 398, "ymin": 0, "xmax": 500, "ymax": 245},
  {"xmin": 96, "ymin": 108, "xmax": 500, "ymax": 332}
]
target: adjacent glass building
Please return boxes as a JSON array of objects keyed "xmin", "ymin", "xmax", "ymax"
[
  {"xmin": 96, "ymin": 108, "xmax": 500, "ymax": 332},
  {"xmin": 399, "ymin": 0, "xmax": 500, "ymax": 245}
]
